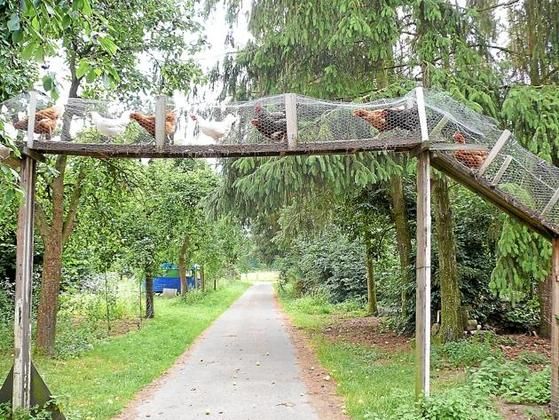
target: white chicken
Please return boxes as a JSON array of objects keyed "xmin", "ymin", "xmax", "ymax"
[
  {"xmin": 91, "ymin": 111, "xmax": 130, "ymax": 139},
  {"xmin": 190, "ymin": 113, "xmax": 237, "ymax": 142}
]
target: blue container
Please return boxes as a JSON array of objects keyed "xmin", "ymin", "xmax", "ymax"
[{"xmin": 151, "ymin": 276, "xmax": 195, "ymax": 293}]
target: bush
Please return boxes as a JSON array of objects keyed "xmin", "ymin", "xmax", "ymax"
[
  {"xmin": 396, "ymin": 389, "xmax": 501, "ymax": 420},
  {"xmin": 434, "ymin": 334, "xmax": 499, "ymax": 368},
  {"xmin": 517, "ymin": 351, "xmax": 549, "ymax": 366},
  {"xmin": 470, "ymin": 358, "xmax": 550, "ymax": 404}
]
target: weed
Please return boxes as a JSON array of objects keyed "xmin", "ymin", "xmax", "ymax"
[
  {"xmin": 518, "ymin": 351, "xmax": 549, "ymax": 366},
  {"xmin": 434, "ymin": 337, "xmax": 498, "ymax": 368}
]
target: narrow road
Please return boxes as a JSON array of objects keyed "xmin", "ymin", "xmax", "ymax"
[{"xmin": 121, "ymin": 283, "xmax": 319, "ymax": 419}]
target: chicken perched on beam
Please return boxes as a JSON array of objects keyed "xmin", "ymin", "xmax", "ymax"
[
  {"xmin": 91, "ymin": 111, "xmax": 130, "ymax": 139},
  {"xmin": 13, "ymin": 106, "xmax": 60, "ymax": 140},
  {"xmin": 452, "ymin": 132, "xmax": 488, "ymax": 169},
  {"xmin": 190, "ymin": 113, "xmax": 237, "ymax": 142},
  {"xmin": 251, "ymin": 103, "xmax": 287, "ymax": 142},
  {"xmin": 130, "ymin": 111, "xmax": 177, "ymax": 140},
  {"xmin": 353, "ymin": 107, "xmax": 419, "ymax": 132},
  {"xmin": 353, "ymin": 106, "xmax": 487, "ymax": 169}
]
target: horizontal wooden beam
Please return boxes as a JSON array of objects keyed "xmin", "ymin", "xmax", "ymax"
[
  {"xmin": 28, "ymin": 138, "xmax": 422, "ymax": 159},
  {"xmin": 431, "ymin": 151, "xmax": 558, "ymax": 239}
]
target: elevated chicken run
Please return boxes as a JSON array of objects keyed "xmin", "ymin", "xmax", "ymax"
[{"xmin": 2, "ymin": 89, "xmax": 559, "ymax": 236}]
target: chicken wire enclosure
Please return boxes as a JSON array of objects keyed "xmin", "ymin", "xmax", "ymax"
[{"xmin": 3, "ymin": 88, "xmax": 559, "ymax": 229}]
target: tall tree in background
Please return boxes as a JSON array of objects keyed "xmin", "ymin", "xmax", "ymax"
[{"xmin": 489, "ymin": 0, "xmax": 559, "ymax": 337}]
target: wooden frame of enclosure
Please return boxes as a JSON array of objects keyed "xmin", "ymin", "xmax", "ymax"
[{"xmin": 4, "ymin": 87, "xmax": 559, "ymax": 418}]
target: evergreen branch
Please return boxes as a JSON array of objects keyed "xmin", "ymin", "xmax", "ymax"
[{"xmin": 475, "ymin": 0, "xmax": 521, "ymax": 13}]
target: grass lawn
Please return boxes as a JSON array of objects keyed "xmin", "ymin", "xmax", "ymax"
[{"xmin": 0, "ymin": 281, "xmax": 249, "ymax": 419}]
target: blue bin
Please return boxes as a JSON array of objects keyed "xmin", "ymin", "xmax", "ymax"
[{"xmin": 151, "ymin": 276, "xmax": 195, "ymax": 293}]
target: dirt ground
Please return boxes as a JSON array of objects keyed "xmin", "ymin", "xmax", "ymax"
[{"xmin": 322, "ymin": 316, "xmax": 411, "ymax": 352}]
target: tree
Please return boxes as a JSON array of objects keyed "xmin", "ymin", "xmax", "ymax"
[{"xmin": 5, "ymin": 0, "xmax": 204, "ymax": 353}]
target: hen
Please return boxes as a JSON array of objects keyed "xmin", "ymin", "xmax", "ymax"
[
  {"xmin": 13, "ymin": 106, "xmax": 60, "ymax": 139},
  {"xmin": 452, "ymin": 132, "xmax": 488, "ymax": 169},
  {"xmin": 130, "ymin": 111, "xmax": 177, "ymax": 139},
  {"xmin": 251, "ymin": 103, "xmax": 287, "ymax": 142},
  {"xmin": 190, "ymin": 113, "xmax": 237, "ymax": 142},
  {"xmin": 91, "ymin": 111, "xmax": 130, "ymax": 139},
  {"xmin": 353, "ymin": 107, "xmax": 419, "ymax": 132}
]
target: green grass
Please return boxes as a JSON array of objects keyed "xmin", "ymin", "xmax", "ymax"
[
  {"xmin": 0, "ymin": 282, "xmax": 249, "ymax": 419},
  {"xmin": 279, "ymin": 291, "xmax": 552, "ymax": 419}
]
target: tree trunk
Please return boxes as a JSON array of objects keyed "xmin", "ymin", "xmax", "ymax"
[
  {"xmin": 201, "ymin": 265, "xmax": 205, "ymax": 292},
  {"xmin": 538, "ymin": 274, "xmax": 552, "ymax": 338},
  {"xmin": 178, "ymin": 236, "xmax": 189, "ymax": 295},
  {"xmin": 433, "ymin": 175, "xmax": 464, "ymax": 342},
  {"xmin": 35, "ymin": 155, "xmax": 67, "ymax": 354},
  {"xmin": 145, "ymin": 271, "xmax": 154, "ymax": 319},
  {"xmin": 365, "ymin": 241, "xmax": 378, "ymax": 316},
  {"xmin": 389, "ymin": 169, "xmax": 412, "ymax": 315},
  {"xmin": 35, "ymin": 236, "xmax": 63, "ymax": 354}
]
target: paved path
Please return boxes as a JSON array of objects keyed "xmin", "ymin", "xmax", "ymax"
[{"xmin": 123, "ymin": 283, "xmax": 319, "ymax": 420}]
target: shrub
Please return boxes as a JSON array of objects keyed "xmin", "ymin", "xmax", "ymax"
[
  {"xmin": 470, "ymin": 358, "xmax": 550, "ymax": 404},
  {"xmin": 395, "ymin": 389, "xmax": 500, "ymax": 420},
  {"xmin": 517, "ymin": 351, "xmax": 549, "ymax": 366},
  {"xmin": 435, "ymin": 334, "xmax": 498, "ymax": 368}
]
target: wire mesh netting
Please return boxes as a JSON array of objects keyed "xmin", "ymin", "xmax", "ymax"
[{"xmin": 2, "ymin": 89, "xmax": 559, "ymax": 229}]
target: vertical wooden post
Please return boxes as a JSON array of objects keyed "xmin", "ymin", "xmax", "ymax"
[
  {"xmin": 415, "ymin": 86, "xmax": 431, "ymax": 399},
  {"xmin": 551, "ymin": 238, "xmax": 559, "ymax": 419},
  {"xmin": 285, "ymin": 93, "xmax": 298, "ymax": 150},
  {"xmin": 155, "ymin": 95, "xmax": 166, "ymax": 148},
  {"xmin": 26, "ymin": 91, "xmax": 37, "ymax": 149},
  {"xmin": 12, "ymin": 155, "xmax": 37, "ymax": 410}
]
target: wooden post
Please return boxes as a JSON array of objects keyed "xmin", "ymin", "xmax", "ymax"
[
  {"xmin": 26, "ymin": 91, "xmax": 37, "ymax": 149},
  {"xmin": 155, "ymin": 96, "xmax": 166, "ymax": 148},
  {"xmin": 12, "ymin": 155, "xmax": 37, "ymax": 410},
  {"xmin": 415, "ymin": 86, "xmax": 431, "ymax": 399},
  {"xmin": 285, "ymin": 93, "xmax": 298, "ymax": 149},
  {"xmin": 551, "ymin": 238, "xmax": 559, "ymax": 419}
]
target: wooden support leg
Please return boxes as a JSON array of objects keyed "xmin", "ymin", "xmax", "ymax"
[
  {"xmin": 13, "ymin": 156, "xmax": 37, "ymax": 410},
  {"xmin": 415, "ymin": 150, "xmax": 431, "ymax": 399},
  {"xmin": 551, "ymin": 238, "xmax": 559, "ymax": 419}
]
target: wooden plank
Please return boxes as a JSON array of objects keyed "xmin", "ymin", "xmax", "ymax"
[
  {"xmin": 431, "ymin": 151, "xmax": 558, "ymax": 239},
  {"xmin": 491, "ymin": 155, "xmax": 513, "ymax": 186},
  {"xmin": 415, "ymin": 86, "xmax": 431, "ymax": 398},
  {"xmin": 29, "ymin": 138, "xmax": 423, "ymax": 159},
  {"xmin": 430, "ymin": 143, "xmax": 489, "ymax": 152},
  {"xmin": 416, "ymin": 87, "xmax": 429, "ymax": 142},
  {"xmin": 285, "ymin": 93, "xmax": 298, "ymax": 150},
  {"xmin": 543, "ymin": 188, "xmax": 559, "ymax": 217},
  {"xmin": 477, "ymin": 129, "xmax": 511, "ymax": 176},
  {"xmin": 552, "ymin": 238, "xmax": 559, "ymax": 420},
  {"xmin": 415, "ymin": 150, "xmax": 431, "ymax": 398},
  {"xmin": 429, "ymin": 116, "xmax": 448, "ymax": 138},
  {"xmin": 12, "ymin": 156, "xmax": 37, "ymax": 410},
  {"xmin": 26, "ymin": 91, "xmax": 37, "ymax": 149},
  {"xmin": 155, "ymin": 96, "xmax": 166, "ymax": 147},
  {"xmin": 22, "ymin": 147, "xmax": 46, "ymax": 163}
]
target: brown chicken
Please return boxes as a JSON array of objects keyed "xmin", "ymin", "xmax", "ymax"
[
  {"xmin": 130, "ymin": 111, "xmax": 177, "ymax": 138},
  {"xmin": 13, "ymin": 106, "xmax": 59, "ymax": 139},
  {"xmin": 353, "ymin": 107, "xmax": 419, "ymax": 132},
  {"xmin": 250, "ymin": 103, "xmax": 287, "ymax": 142},
  {"xmin": 452, "ymin": 132, "xmax": 488, "ymax": 169}
]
